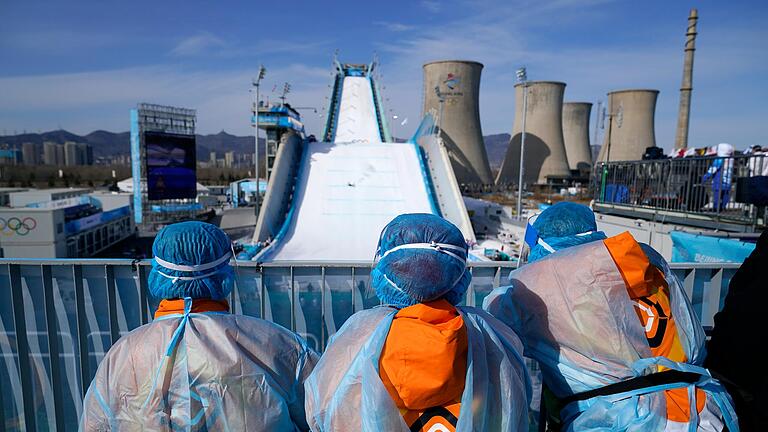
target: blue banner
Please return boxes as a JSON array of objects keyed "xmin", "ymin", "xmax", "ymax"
[
  {"xmin": 150, "ymin": 203, "xmax": 203, "ymax": 213},
  {"xmin": 66, "ymin": 206, "xmax": 131, "ymax": 235},
  {"xmin": 670, "ymin": 231, "xmax": 755, "ymax": 263}
]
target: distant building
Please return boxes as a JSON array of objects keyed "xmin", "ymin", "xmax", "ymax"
[
  {"xmin": 56, "ymin": 145, "xmax": 65, "ymax": 166},
  {"xmin": 43, "ymin": 141, "xmax": 59, "ymax": 165},
  {"xmin": 64, "ymin": 141, "xmax": 78, "ymax": 166},
  {"xmin": 225, "ymin": 151, "xmax": 235, "ymax": 168},
  {"xmin": 0, "ymin": 189, "xmax": 134, "ymax": 258},
  {"xmin": 0, "ymin": 147, "xmax": 20, "ymax": 165},
  {"xmin": 77, "ymin": 142, "xmax": 93, "ymax": 165},
  {"xmin": 0, "ymin": 187, "xmax": 28, "ymax": 206},
  {"xmin": 210, "ymin": 151, "xmax": 217, "ymax": 167},
  {"xmin": 9, "ymin": 187, "xmax": 91, "ymax": 207},
  {"xmin": 22, "ymin": 142, "xmax": 38, "ymax": 165}
]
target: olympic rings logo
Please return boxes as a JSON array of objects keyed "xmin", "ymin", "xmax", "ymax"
[{"xmin": 0, "ymin": 217, "xmax": 38, "ymax": 236}]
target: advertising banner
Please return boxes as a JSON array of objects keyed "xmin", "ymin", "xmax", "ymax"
[{"xmin": 670, "ymin": 231, "xmax": 755, "ymax": 263}]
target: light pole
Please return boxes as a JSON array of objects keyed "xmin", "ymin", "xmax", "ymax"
[
  {"xmin": 598, "ymin": 104, "xmax": 621, "ymax": 201},
  {"xmin": 515, "ymin": 67, "xmax": 528, "ymax": 220},
  {"xmin": 252, "ymin": 65, "xmax": 266, "ymax": 214}
]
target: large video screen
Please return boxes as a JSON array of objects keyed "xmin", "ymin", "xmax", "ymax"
[{"xmin": 144, "ymin": 131, "xmax": 197, "ymax": 200}]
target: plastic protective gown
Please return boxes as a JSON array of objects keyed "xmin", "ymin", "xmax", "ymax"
[
  {"xmin": 79, "ymin": 221, "xmax": 320, "ymax": 431},
  {"xmin": 304, "ymin": 306, "xmax": 530, "ymax": 431},
  {"xmin": 483, "ymin": 238, "xmax": 739, "ymax": 432},
  {"xmin": 304, "ymin": 213, "xmax": 531, "ymax": 431},
  {"xmin": 80, "ymin": 306, "xmax": 318, "ymax": 430}
]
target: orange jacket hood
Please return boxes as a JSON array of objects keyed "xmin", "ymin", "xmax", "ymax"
[{"xmin": 379, "ymin": 299, "xmax": 468, "ymax": 411}]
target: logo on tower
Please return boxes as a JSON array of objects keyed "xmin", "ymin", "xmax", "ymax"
[{"xmin": 443, "ymin": 73, "xmax": 461, "ymax": 90}]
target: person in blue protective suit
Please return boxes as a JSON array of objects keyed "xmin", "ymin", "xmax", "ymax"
[
  {"xmin": 702, "ymin": 143, "xmax": 734, "ymax": 211},
  {"xmin": 484, "ymin": 202, "xmax": 739, "ymax": 431},
  {"xmin": 516, "ymin": 201, "xmax": 610, "ymax": 430},
  {"xmin": 304, "ymin": 213, "xmax": 531, "ymax": 432},
  {"xmin": 79, "ymin": 221, "xmax": 319, "ymax": 431}
]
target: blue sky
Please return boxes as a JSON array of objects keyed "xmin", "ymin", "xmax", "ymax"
[{"xmin": 1, "ymin": 0, "xmax": 766, "ymax": 150}]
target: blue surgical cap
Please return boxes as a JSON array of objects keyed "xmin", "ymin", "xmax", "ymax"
[
  {"xmin": 527, "ymin": 202, "xmax": 607, "ymax": 263},
  {"xmin": 372, "ymin": 213, "xmax": 470, "ymax": 307},
  {"xmin": 148, "ymin": 221, "xmax": 235, "ymax": 300}
]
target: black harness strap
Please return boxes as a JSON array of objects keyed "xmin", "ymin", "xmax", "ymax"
[{"xmin": 560, "ymin": 369, "xmax": 702, "ymax": 406}]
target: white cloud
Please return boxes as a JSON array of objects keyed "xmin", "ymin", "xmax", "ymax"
[
  {"xmin": 420, "ymin": 1, "xmax": 442, "ymax": 13},
  {"xmin": 374, "ymin": 21, "xmax": 415, "ymax": 32},
  {"xmin": 168, "ymin": 32, "xmax": 332, "ymax": 59},
  {"xmin": 170, "ymin": 32, "xmax": 227, "ymax": 57},
  {"xmin": 0, "ymin": 64, "xmax": 333, "ymax": 135}
]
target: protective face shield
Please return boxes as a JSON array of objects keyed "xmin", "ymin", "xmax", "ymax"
[
  {"xmin": 148, "ymin": 221, "xmax": 236, "ymax": 300},
  {"xmin": 519, "ymin": 202, "xmax": 607, "ymax": 265},
  {"xmin": 371, "ymin": 213, "xmax": 471, "ymax": 307}
]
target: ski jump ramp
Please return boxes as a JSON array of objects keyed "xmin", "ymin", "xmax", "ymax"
[{"xmin": 254, "ymin": 62, "xmax": 473, "ymax": 262}]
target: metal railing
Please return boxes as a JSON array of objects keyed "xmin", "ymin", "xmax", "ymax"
[
  {"xmin": 593, "ymin": 154, "xmax": 766, "ymax": 229},
  {"xmin": 0, "ymin": 259, "xmax": 741, "ymax": 431}
]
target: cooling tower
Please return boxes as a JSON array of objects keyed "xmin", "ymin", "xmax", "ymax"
[
  {"xmin": 562, "ymin": 102, "xmax": 593, "ymax": 174},
  {"xmin": 423, "ymin": 60, "xmax": 493, "ymax": 184},
  {"xmin": 496, "ymin": 81, "xmax": 571, "ymax": 185},
  {"xmin": 596, "ymin": 89, "xmax": 659, "ymax": 162}
]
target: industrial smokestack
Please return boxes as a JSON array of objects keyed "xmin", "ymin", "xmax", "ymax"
[
  {"xmin": 423, "ymin": 60, "xmax": 493, "ymax": 184},
  {"xmin": 596, "ymin": 89, "xmax": 659, "ymax": 162},
  {"xmin": 674, "ymin": 8, "xmax": 698, "ymax": 150},
  {"xmin": 562, "ymin": 102, "xmax": 593, "ymax": 174},
  {"xmin": 496, "ymin": 81, "xmax": 570, "ymax": 185}
]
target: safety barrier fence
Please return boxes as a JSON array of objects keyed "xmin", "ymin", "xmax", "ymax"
[
  {"xmin": 0, "ymin": 259, "xmax": 741, "ymax": 431},
  {"xmin": 593, "ymin": 154, "xmax": 767, "ymax": 228}
]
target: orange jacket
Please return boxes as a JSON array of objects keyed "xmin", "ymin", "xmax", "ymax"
[
  {"xmin": 379, "ymin": 299, "xmax": 468, "ymax": 431},
  {"xmin": 154, "ymin": 298, "xmax": 229, "ymax": 318},
  {"xmin": 604, "ymin": 232, "xmax": 705, "ymax": 422}
]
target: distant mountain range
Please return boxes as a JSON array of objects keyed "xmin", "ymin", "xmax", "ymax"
[
  {"xmin": 483, "ymin": 133, "xmax": 511, "ymax": 169},
  {"xmin": 0, "ymin": 129, "xmax": 517, "ymax": 166}
]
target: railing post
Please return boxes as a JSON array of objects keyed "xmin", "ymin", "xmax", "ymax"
[
  {"xmin": 703, "ymin": 268, "xmax": 723, "ymax": 329},
  {"xmin": 466, "ymin": 266, "xmax": 475, "ymax": 307},
  {"xmin": 350, "ymin": 266, "xmax": 356, "ymax": 312},
  {"xmin": 320, "ymin": 266, "xmax": 326, "ymax": 349},
  {"xmin": 41, "ymin": 265, "xmax": 64, "ymax": 431},
  {"xmin": 0, "ymin": 359, "xmax": 4, "ymax": 432},
  {"xmin": 682, "ymin": 268, "xmax": 696, "ymax": 301},
  {"xmin": 136, "ymin": 263, "xmax": 150, "ymax": 325},
  {"xmin": 259, "ymin": 265, "xmax": 265, "ymax": 320},
  {"xmin": 290, "ymin": 266, "xmax": 295, "ymax": 332},
  {"xmin": 73, "ymin": 265, "xmax": 90, "ymax": 400},
  {"xmin": 8, "ymin": 264, "xmax": 36, "ymax": 431},
  {"xmin": 104, "ymin": 265, "xmax": 120, "ymax": 345}
]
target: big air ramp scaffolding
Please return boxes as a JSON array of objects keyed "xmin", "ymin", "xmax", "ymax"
[{"xmin": 254, "ymin": 61, "xmax": 474, "ymax": 262}]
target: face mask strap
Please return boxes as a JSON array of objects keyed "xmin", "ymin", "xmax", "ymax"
[
  {"xmin": 380, "ymin": 241, "xmax": 467, "ymax": 264},
  {"xmin": 524, "ymin": 212, "xmax": 596, "ymax": 255},
  {"xmin": 154, "ymin": 251, "xmax": 232, "ymax": 273},
  {"xmin": 156, "ymin": 269, "xmax": 223, "ymax": 284}
]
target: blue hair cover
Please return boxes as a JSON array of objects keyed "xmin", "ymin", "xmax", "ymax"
[
  {"xmin": 372, "ymin": 213, "xmax": 470, "ymax": 307},
  {"xmin": 148, "ymin": 221, "xmax": 235, "ymax": 300},
  {"xmin": 527, "ymin": 202, "xmax": 607, "ymax": 262}
]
